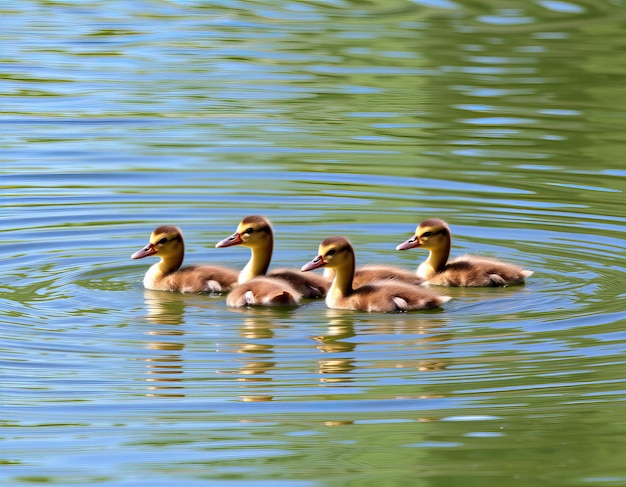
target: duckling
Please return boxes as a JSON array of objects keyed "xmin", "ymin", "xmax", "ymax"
[
  {"xmin": 131, "ymin": 226, "xmax": 239, "ymax": 293},
  {"xmin": 216, "ymin": 215, "xmax": 330, "ymax": 298},
  {"xmin": 301, "ymin": 236, "xmax": 450, "ymax": 313},
  {"xmin": 396, "ymin": 218, "xmax": 533, "ymax": 287}
]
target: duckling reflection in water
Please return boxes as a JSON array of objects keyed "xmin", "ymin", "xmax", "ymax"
[{"xmin": 396, "ymin": 218, "xmax": 533, "ymax": 287}]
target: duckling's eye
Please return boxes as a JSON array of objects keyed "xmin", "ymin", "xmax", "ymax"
[
  {"xmin": 421, "ymin": 231, "xmax": 432, "ymax": 238},
  {"xmin": 326, "ymin": 248, "xmax": 336, "ymax": 256},
  {"xmin": 158, "ymin": 237, "xmax": 168, "ymax": 244},
  {"xmin": 244, "ymin": 227, "xmax": 254, "ymax": 234}
]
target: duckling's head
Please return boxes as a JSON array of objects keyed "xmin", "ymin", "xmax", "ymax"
[
  {"xmin": 302, "ymin": 236, "xmax": 354, "ymax": 271},
  {"xmin": 215, "ymin": 215, "xmax": 273, "ymax": 249},
  {"xmin": 131, "ymin": 226, "xmax": 184, "ymax": 260},
  {"xmin": 396, "ymin": 218, "xmax": 450, "ymax": 251}
]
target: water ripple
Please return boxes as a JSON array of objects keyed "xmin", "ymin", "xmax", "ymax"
[{"xmin": 3, "ymin": 1, "xmax": 625, "ymax": 486}]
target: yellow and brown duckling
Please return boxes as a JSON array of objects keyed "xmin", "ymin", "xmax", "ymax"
[
  {"xmin": 302, "ymin": 236, "xmax": 450, "ymax": 313},
  {"xmin": 131, "ymin": 226, "xmax": 239, "ymax": 293},
  {"xmin": 396, "ymin": 218, "xmax": 533, "ymax": 287},
  {"xmin": 216, "ymin": 215, "xmax": 329, "ymax": 307}
]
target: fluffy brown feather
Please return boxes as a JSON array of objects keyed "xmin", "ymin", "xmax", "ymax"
[{"xmin": 225, "ymin": 276, "xmax": 301, "ymax": 307}]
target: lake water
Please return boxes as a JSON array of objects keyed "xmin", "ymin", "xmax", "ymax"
[{"xmin": 2, "ymin": 0, "xmax": 626, "ymax": 485}]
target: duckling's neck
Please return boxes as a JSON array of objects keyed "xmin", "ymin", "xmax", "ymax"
[
  {"xmin": 144, "ymin": 251, "xmax": 184, "ymax": 287},
  {"xmin": 418, "ymin": 240, "xmax": 450, "ymax": 279},
  {"xmin": 328, "ymin": 256, "xmax": 356, "ymax": 301},
  {"xmin": 239, "ymin": 239, "xmax": 273, "ymax": 283}
]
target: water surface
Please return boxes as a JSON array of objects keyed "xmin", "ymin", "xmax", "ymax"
[{"xmin": 2, "ymin": 1, "xmax": 626, "ymax": 486}]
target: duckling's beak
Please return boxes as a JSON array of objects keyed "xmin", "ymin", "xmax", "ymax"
[
  {"xmin": 131, "ymin": 243, "xmax": 157, "ymax": 260},
  {"xmin": 396, "ymin": 235, "xmax": 420, "ymax": 251},
  {"xmin": 301, "ymin": 255, "xmax": 326, "ymax": 272},
  {"xmin": 216, "ymin": 232, "xmax": 243, "ymax": 248}
]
